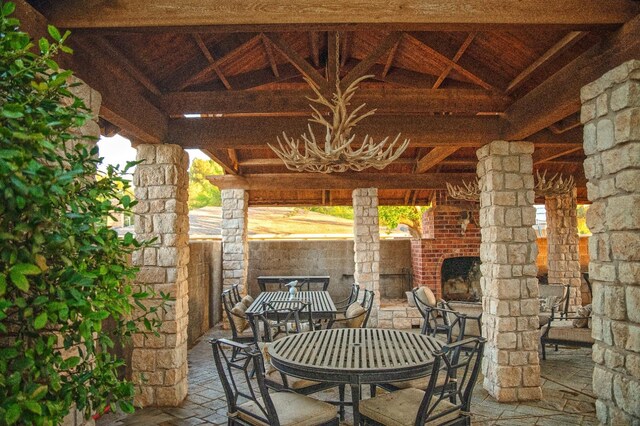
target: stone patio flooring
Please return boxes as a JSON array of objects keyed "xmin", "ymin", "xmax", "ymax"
[{"xmin": 98, "ymin": 326, "xmax": 597, "ymax": 425}]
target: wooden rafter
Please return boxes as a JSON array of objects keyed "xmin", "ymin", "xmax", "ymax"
[
  {"xmin": 549, "ymin": 114, "xmax": 582, "ymax": 134},
  {"xmin": 264, "ymin": 33, "xmax": 330, "ymax": 94},
  {"xmin": 340, "ymin": 32, "xmax": 351, "ymax": 67},
  {"xmin": 415, "ymin": 147, "xmax": 460, "ymax": 173},
  {"xmin": 381, "ymin": 37, "xmax": 401, "ymax": 78},
  {"xmin": 201, "ymin": 148, "xmax": 238, "ymax": 175},
  {"xmin": 327, "ymin": 32, "xmax": 339, "ymax": 89},
  {"xmin": 407, "ymin": 33, "xmax": 497, "ymax": 91},
  {"xmin": 506, "ymin": 31, "xmax": 587, "ymax": 94},
  {"xmin": 309, "ymin": 32, "xmax": 320, "ymax": 67},
  {"xmin": 238, "ymin": 158, "xmax": 417, "ymax": 167},
  {"xmin": 432, "ymin": 32, "xmax": 476, "ymax": 89},
  {"xmin": 533, "ymin": 147, "xmax": 582, "ymax": 165},
  {"xmin": 193, "ymin": 34, "xmax": 232, "ymax": 90},
  {"xmin": 340, "ymin": 32, "xmax": 403, "ymax": 89},
  {"xmin": 260, "ymin": 33, "xmax": 280, "ymax": 78},
  {"xmin": 208, "ymin": 173, "xmax": 478, "ymax": 191}
]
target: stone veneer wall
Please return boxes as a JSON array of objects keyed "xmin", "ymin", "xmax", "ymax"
[
  {"xmin": 581, "ymin": 60, "xmax": 640, "ymax": 425},
  {"xmin": 221, "ymin": 189, "xmax": 248, "ymax": 293},
  {"xmin": 187, "ymin": 241, "xmax": 222, "ymax": 347},
  {"xmin": 477, "ymin": 140, "xmax": 541, "ymax": 402},
  {"xmin": 545, "ymin": 190, "xmax": 582, "ymax": 309},
  {"xmin": 353, "ymin": 188, "xmax": 381, "ymax": 327},
  {"xmin": 132, "ymin": 144, "xmax": 190, "ymax": 407}
]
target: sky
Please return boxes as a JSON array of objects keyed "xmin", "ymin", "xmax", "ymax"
[{"xmin": 96, "ymin": 134, "xmax": 210, "ymax": 173}]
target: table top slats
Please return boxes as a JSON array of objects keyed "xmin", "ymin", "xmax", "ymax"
[{"xmin": 246, "ymin": 291, "xmax": 337, "ymax": 315}]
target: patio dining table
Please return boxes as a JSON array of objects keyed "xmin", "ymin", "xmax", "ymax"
[{"xmin": 269, "ymin": 328, "xmax": 443, "ymax": 424}]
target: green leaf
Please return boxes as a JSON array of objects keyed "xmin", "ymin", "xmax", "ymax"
[
  {"xmin": 38, "ymin": 37, "xmax": 50, "ymax": 53},
  {"xmin": 9, "ymin": 270, "xmax": 29, "ymax": 292},
  {"xmin": 2, "ymin": 2, "xmax": 16, "ymax": 16},
  {"xmin": 47, "ymin": 25, "xmax": 61, "ymax": 41},
  {"xmin": 30, "ymin": 385, "xmax": 48, "ymax": 400},
  {"xmin": 5, "ymin": 404, "xmax": 21, "ymax": 425},
  {"xmin": 33, "ymin": 312, "xmax": 48, "ymax": 330},
  {"xmin": 24, "ymin": 400, "xmax": 42, "ymax": 415},
  {"xmin": 118, "ymin": 400, "xmax": 135, "ymax": 414},
  {"xmin": 0, "ymin": 274, "xmax": 6, "ymax": 296},
  {"xmin": 12, "ymin": 263, "xmax": 42, "ymax": 275}
]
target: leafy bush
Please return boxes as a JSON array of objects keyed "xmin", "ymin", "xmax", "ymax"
[{"xmin": 0, "ymin": 3, "xmax": 166, "ymax": 424}]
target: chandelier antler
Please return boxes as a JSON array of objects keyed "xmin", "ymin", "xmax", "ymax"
[
  {"xmin": 446, "ymin": 170, "xmax": 575, "ymax": 202},
  {"xmin": 268, "ymin": 35, "xmax": 409, "ymax": 173}
]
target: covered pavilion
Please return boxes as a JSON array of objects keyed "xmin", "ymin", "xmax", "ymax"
[{"xmin": 15, "ymin": 1, "xmax": 640, "ymax": 424}]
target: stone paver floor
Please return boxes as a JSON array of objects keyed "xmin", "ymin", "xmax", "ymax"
[{"xmin": 98, "ymin": 326, "xmax": 596, "ymax": 425}]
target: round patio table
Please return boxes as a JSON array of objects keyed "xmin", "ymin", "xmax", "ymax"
[{"xmin": 269, "ymin": 328, "xmax": 443, "ymax": 424}]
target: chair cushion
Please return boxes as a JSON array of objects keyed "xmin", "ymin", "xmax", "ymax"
[
  {"xmin": 359, "ymin": 388, "xmax": 461, "ymax": 426},
  {"xmin": 390, "ymin": 373, "xmax": 452, "ymax": 391},
  {"xmin": 242, "ymin": 295, "xmax": 255, "ymax": 308},
  {"xmin": 415, "ymin": 287, "xmax": 437, "ymax": 307},
  {"xmin": 237, "ymin": 391, "xmax": 338, "ymax": 426},
  {"xmin": 573, "ymin": 304, "xmax": 592, "ymax": 328},
  {"xmin": 231, "ymin": 302, "xmax": 249, "ymax": 332},
  {"xmin": 541, "ymin": 326, "xmax": 594, "ymax": 343},
  {"xmin": 265, "ymin": 370, "xmax": 321, "ymax": 390},
  {"xmin": 345, "ymin": 302, "xmax": 366, "ymax": 328},
  {"xmin": 539, "ymin": 313, "xmax": 551, "ymax": 328}
]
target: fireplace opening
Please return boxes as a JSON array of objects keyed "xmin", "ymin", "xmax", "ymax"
[{"xmin": 441, "ymin": 257, "xmax": 481, "ymax": 302}]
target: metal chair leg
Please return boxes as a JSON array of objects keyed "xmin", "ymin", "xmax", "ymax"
[{"xmin": 338, "ymin": 384, "xmax": 346, "ymax": 420}]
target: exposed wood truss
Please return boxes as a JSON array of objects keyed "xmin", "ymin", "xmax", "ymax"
[
  {"xmin": 416, "ymin": 147, "xmax": 460, "ymax": 173},
  {"xmin": 432, "ymin": 32, "xmax": 476, "ymax": 89}
]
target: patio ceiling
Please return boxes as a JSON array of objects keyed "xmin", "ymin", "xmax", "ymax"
[{"xmin": 21, "ymin": 0, "xmax": 640, "ymax": 205}]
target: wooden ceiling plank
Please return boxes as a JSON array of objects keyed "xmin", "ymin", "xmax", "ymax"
[
  {"xmin": 407, "ymin": 33, "xmax": 497, "ymax": 91},
  {"xmin": 340, "ymin": 32, "xmax": 403, "ymax": 89},
  {"xmin": 432, "ymin": 32, "xmax": 476, "ymax": 89},
  {"xmin": 504, "ymin": 15, "xmax": 640, "ymax": 140},
  {"xmin": 533, "ymin": 146, "xmax": 582, "ymax": 165},
  {"xmin": 162, "ymin": 87, "xmax": 511, "ymax": 116},
  {"xmin": 201, "ymin": 148, "xmax": 238, "ymax": 175},
  {"xmin": 415, "ymin": 146, "xmax": 460, "ymax": 173},
  {"xmin": 38, "ymin": 0, "xmax": 639, "ymax": 29},
  {"xmin": 381, "ymin": 37, "xmax": 401, "ymax": 78},
  {"xmin": 264, "ymin": 33, "xmax": 330, "ymax": 93},
  {"xmin": 193, "ymin": 34, "xmax": 233, "ymax": 90},
  {"xmin": 260, "ymin": 33, "xmax": 280, "ymax": 78},
  {"xmin": 506, "ymin": 31, "xmax": 587, "ymax": 94},
  {"xmin": 207, "ymin": 172, "xmax": 478, "ymax": 191}
]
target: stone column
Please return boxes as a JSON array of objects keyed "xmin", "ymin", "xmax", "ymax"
[
  {"xmin": 132, "ymin": 144, "xmax": 190, "ymax": 407},
  {"xmin": 580, "ymin": 60, "xmax": 640, "ymax": 425},
  {"xmin": 545, "ymin": 189, "xmax": 582, "ymax": 309},
  {"xmin": 477, "ymin": 140, "xmax": 542, "ymax": 402},
  {"xmin": 221, "ymin": 189, "xmax": 249, "ymax": 293},
  {"xmin": 353, "ymin": 188, "xmax": 380, "ymax": 326}
]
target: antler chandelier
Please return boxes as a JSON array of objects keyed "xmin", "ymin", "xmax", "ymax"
[{"xmin": 268, "ymin": 36, "xmax": 409, "ymax": 173}]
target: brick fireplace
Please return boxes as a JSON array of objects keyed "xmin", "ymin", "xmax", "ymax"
[{"xmin": 411, "ymin": 191, "xmax": 481, "ymax": 300}]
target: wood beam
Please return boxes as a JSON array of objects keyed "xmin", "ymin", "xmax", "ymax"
[
  {"xmin": 260, "ymin": 34, "xmax": 280, "ymax": 78},
  {"xmin": 415, "ymin": 147, "xmax": 460, "ymax": 173},
  {"xmin": 161, "ymin": 88, "xmax": 511, "ymax": 116},
  {"xmin": 340, "ymin": 32, "xmax": 403, "ymax": 89},
  {"xmin": 37, "ymin": 1, "xmax": 639, "ymax": 30},
  {"xmin": 207, "ymin": 172, "xmax": 478, "ymax": 191},
  {"xmin": 525, "ymin": 128, "xmax": 583, "ymax": 147},
  {"xmin": 200, "ymin": 148, "xmax": 238, "ymax": 175},
  {"xmin": 504, "ymin": 15, "xmax": 640, "ymax": 140},
  {"xmin": 309, "ymin": 32, "xmax": 320, "ymax": 67},
  {"xmin": 327, "ymin": 31, "xmax": 339, "ymax": 89},
  {"xmin": 193, "ymin": 34, "xmax": 233, "ymax": 90},
  {"xmin": 432, "ymin": 32, "xmax": 476, "ymax": 89},
  {"xmin": 264, "ymin": 33, "xmax": 330, "ymax": 94},
  {"xmin": 382, "ymin": 37, "xmax": 401, "ymax": 78},
  {"xmin": 238, "ymin": 158, "xmax": 417, "ymax": 167},
  {"xmin": 533, "ymin": 146, "xmax": 582, "ymax": 165},
  {"xmin": 340, "ymin": 32, "xmax": 351, "ymax": 67},
  {"xmin": 506, "ymin": 31, "xmax": 587, "ymax": 94},
  {"xmin": 169, "ymin": 115, "xmax": 501, "ymax": 149}
]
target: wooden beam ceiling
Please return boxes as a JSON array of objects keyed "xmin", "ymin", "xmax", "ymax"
[
  {"xmin": 35, "ymin": 0, "xmax": 638, "ymax": 30},
  {"xmin": 208, "ymin": 173, "xmax": 478, "ymax": 190},
  {"xmin": 161, "ymin": 88, "xmax": 511, "ymax": 116},
  {"xmin": 415, "ymin": 147, "xmax": 460, "ymax": 173},
  {"xmin": 169, "ymin": 116, "xmax": 502, "ymax": 149},
  {"xmin": 504, "ymin": 14, "xmax": 640, "ymax": 140}
]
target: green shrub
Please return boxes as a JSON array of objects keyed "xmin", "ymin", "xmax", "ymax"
[{"xmin": 0, "ymin": 3, "xmax": 166, "ymax": 424}]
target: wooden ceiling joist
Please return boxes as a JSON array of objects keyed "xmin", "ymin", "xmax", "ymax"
[
  {"xmin": 260, "ymin": 34, "xmax": 280, "ymax": 78},
  {"xmin": 37, "ymin": 0, "xmax": 639, "ymax": 30},
  {"xmin": 193, "ymin": 34, "xmax": 233, "ymax": 90},
  {"xmin": 340, "ymin": 32, "xmax": 403, "ymax": 89},
  {"xmin": 504, "ymin": 14, "xmax": 640, "ymax": 140},
  {"xmin": 238, "ymin": 158, "xmax": 418, "ymax": 167},
  {"xmin": 327, "ymin": 32, "xmax": 339, "ymax": 88},
  {"xmin": 207, "ymin": 172, "xmax": 478, "ymax": 191},
  {"xmin": 432, "ymin": 32, "xmax": 477, "ymax": 89},
  {"xmin": 169, "ymin": 115, "xmax": 502, "ymax": 149},
  {"xmin": 161, "ymin": 88, "xmax": 511, "ymax": 116},
  {"xmin": 200, "ymin": 148, "xmax": 238, "ymax": 175},
  {"xmin": 381, "ymin": 37, "xmax": 401, "ymax": 78},
  {"xmin": 415, "ymin": 147, "xmax": 460, "ymax": 173},
  {"xmin": 533, "ymin": 146, "xmax": 582, "ymax": 165}
]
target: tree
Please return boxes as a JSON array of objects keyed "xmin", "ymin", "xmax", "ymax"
[
  {"xmin": 188, "ymin": 158, "xmax": 223, "ymax": 209},
  {"xmin": 0, "ymin": 4, "xmax": 165, "ymax": 424},
  {"xmin": 378, "ymin": 205, "xmax": 429, "ymax": 239}
]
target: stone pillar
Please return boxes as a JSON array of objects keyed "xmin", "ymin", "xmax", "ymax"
[
  {"xmin": 580, "ymin": 60, "xmax": 640, "ymax": 425},
  {"xmin": 353, "ymin": 188, "xmax": 380, "ymax": 326},
  {"xmin": 477, "ymin": 140, "xmax": 542, "ymax": 402},
  {"xmin": 545, "ymin": 188, "xmax": 582, "ymax": 309},
  {"xmin": 132, "ymin": 144, "xmax": 190, "ymax": 407},
  {"xmin": 221, "ymin": 189, "xmax": 249, "ymax": 293}
]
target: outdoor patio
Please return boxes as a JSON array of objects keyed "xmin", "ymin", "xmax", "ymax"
[{"xmin": 98, "ymin": 326, "xmax": 596, "ymax": 426}]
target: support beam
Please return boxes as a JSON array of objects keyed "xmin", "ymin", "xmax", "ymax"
[
  {"xmin": 201, "ymin": 148, "xmax": 238, "ymax": 175},
  {"xmin": 309, "ymin": 32, "xmax": 320, "ymax": 67},
  {"xmin": 161, "ymin": 88, "xmax": 511, "ymax": 116},
  {"xmin": 504, "ymin": 14, "xmax": 640, "ymax": 140},
  {"xmin": 261, "ymin": 34, "xmax": 280, "ymax": 78},
  {"xmin": 341, "ymin": 32, "xmax": 403, "ymax": 89},
  {"xmin": 433, "ymin": 32, "xmax": 476, "ymax": 89},
  {"xmin": 207, "ymin": 172, "xmax": 478, "ymax": 190},
  {"xmin": 533, "ymin": 146, "xmax": 582, "ymax": 165},
  {"xmin": 415, "ymin": 147, "xmax": 460, "ymax": 173},
  {"xmin": 238, "ymin": 158, "xmax": 417, "ymax": 167},
  {"xmin": 36, "ymin": 1, "xmax": 639, "ymax": 30},
  {"xmin": 193, "ymin": 34, "xmax": 233, "ymax": 90},
  {"xmin": 170, "ymin": 116, "xmax": 501, "ymax": 149},
  {"xmin": 381, "ymin": 37, "xmax": 401, "ymax": 78},
  {"xmin": 327, "ymin": 31, "xmax": 339, "ymax": 89}
]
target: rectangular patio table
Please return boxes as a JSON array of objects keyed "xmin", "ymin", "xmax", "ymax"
[
  {"xmin": 268, "ymin": 328, "xmax": 443, "ymax": 425},
  {"xmin": 257, "ymin": 275, "xmax": 330, "ymax": 292}
]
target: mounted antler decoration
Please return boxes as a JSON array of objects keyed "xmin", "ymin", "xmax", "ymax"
[
  {"xmin": 268, "ymin": 35, "xmax": 409, "ymax": 173},
  {"xmin": 446, "ymin": 170, "xmax": 575, "ymax": 202}
]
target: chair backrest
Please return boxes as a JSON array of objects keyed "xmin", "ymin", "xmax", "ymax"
[
  {"xmin": 231, "ymin": 283, "xmax": 243, "ymax": 304},
  {"xmin": 540, "ymin": 284, "xmax": 571, "ymax": 317},
  {"xmin": 257, "ymin": 276, "xmax": 330, "ymax": 292},
  {"xmin": 222, "ymin": 289, "xmax": 249, "ymax": 339},
  {"xmin": 438, "ymin": 300, "xmax": 483, "ymax": 342},
  {"xmin": 359, "ymin": 289, "xmax": 375, "ymax": 328},
  {"xmin": 412, "ymin": 287, "xmax": 442, "ymax": 336},
  {"xmin": 250, "ymin": 300, "xmax": 314, "ymax": 342},
  {"xmin": 416, "ymin": 337, "xmax": 486, "ymax": 425},
  {"xmin": 211, "ymin": 338, "xmax": 281, "ymax": 425}
]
